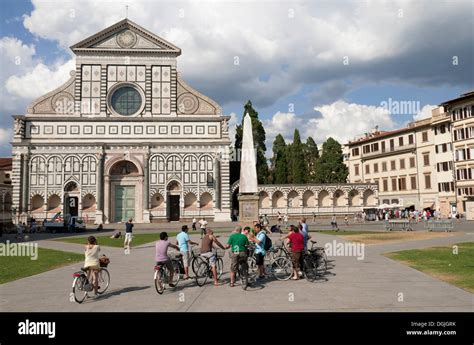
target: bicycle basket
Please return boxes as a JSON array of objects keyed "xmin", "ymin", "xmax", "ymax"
[
  {"xmin": 99, "ymin": 255, "xmax": 110, "ymax": 267},
  {"xmin": 215, "ymin": 248, "xmax": 225, "ymax": 258},
  {"xmin": 192, "ymin": 247, "xmax": 201, "ymax": 256}
]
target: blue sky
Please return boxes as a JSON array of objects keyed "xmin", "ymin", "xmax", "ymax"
[{"xmin": 1, "ymin": 0, "xmax": 472, "ymax": 157}]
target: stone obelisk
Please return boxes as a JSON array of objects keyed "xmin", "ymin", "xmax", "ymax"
[{"xmin": 238, "ymin": 112, "xmax": 259, "ymax": 224}]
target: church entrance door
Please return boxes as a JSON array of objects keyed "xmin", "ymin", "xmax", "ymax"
[
  {"xmin": 114, "ymin": 186, "xmax": 135, "ymax": 222},
  {"xmin": 168, "ymin": 195, "xmax": 180, "ymax": 221}
]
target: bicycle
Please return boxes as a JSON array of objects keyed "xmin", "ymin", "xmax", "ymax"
[
  {"xmin": 247, "ymin": 244, "xmax": 293, "ymax": 281},
  {"xmin": 154, "ymin": 254, "xmax": 182, "ymax": 294},
  {"xmin": 302, "ymin": 240, "xmax": 328, "ymax": 282},
  {"xmin": 72, "ymin": 267, "xmax": 110, "ymax": 303},
  {"xmin": 269, "ymin": 240, "xmax": 291, "ymax": 260},
  {"xmin": 190, "ymin": 245, "xmax": 202, "ymax": 275},
  {"xmin": 194, "ymin": 248, "xmax": 224, "ymax": 287}
]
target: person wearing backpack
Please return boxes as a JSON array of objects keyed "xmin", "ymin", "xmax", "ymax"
[{"xmin": 249, "ymin": 223, "xmax": 271, "ymax": 280}]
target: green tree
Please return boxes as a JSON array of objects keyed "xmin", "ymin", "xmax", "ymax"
[
  {"xmin": 290, "ymin": 129, "xmax": 306, "ymax": 184},
  {"xmin": 234, "ymin": 100, "xmax": 269, "ymax": 184},
  {"xmin": 304, "ymin": 136, "xmax": 320, "ymax": 182},
  {"xmin": 314, "ymin": 137, "xmax": 348, "ymax": 183},
  {"xmin": 271, "ymin": 134, "xmax": 288, "ymax": 184}
]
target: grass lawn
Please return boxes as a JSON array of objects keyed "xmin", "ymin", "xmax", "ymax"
[
  {"xmin": 0, "ymin": 247, "xmax": 83, "ymax": 284},
  {"xmin": 341, "ymin": 231, "xmax": 455, "ymax": 245},
  {"xmin": 54, "ymin": 232, "xmax": 179, "ymax": 248},
  {"xmin": 385, "ymin": 242, "xmax": 474, "ymax": 293},
  {"xmin": 54, "ymin": 229, "xmax": 227, "ymax": 248},
  {"xmin": 318, "ymin": 230, "xmax": 377, "ymax": 236}
]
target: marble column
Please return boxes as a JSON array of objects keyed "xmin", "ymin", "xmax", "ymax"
[
  {"xmin": 21, "ymin": 151, "xmax": 30, "ymax": 215},
  {"xmin": 142, "ymin": 152, "xmax": 151, "ymax": 223},
  {"xmin": 95, "ymin": 152, "xmax": 104, "ymax": 224}
]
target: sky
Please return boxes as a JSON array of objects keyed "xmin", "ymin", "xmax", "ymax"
[{"xmin": 0, "ymin": 0, "xmax": 473, "ymax": 157}]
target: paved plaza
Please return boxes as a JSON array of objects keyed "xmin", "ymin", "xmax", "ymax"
[{"xmin": 1, "ymin": 222, "xmax": 473, "ymax": 312}]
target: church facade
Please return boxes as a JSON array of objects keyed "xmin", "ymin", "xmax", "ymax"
[{"xmin": 11, "ymin": 19, "xmax": 232, "ymax": 224}]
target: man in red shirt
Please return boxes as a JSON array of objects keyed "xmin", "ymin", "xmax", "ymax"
[{"xmin": 281, "ymin": 225, "xmax": 305, "ymax": 280}]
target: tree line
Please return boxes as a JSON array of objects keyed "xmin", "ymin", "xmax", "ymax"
[{"xmin": 234, "ymin": 100, "xmax": 349, "ymax": 185}]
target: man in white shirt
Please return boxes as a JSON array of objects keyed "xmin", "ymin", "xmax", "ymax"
[{"xmin": 199, "ymin": 218, "xmax": 208, "ymax": 239}]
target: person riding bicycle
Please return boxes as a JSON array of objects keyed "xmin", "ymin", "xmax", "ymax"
[
  {"xmin": 201, "ymin": 228, "xmax": 226, "ymax": 286},
  {"xmin": 225, "ymin": 227, "xmax": 250, "ymax": 287},
  {"xmin": 84, "ymin": 236, "xmax": 101, "ymax": 295},
  {"xmin": 155, "ymin": 232, "xmax": 179, "ymax": 287},
  {"xmin": 176, "ymin": 225, "xmax": 198, "ymax": 280}
]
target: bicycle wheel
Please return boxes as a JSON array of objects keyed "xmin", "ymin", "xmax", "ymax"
[
  {"xmin": 96, "ymin": 269, "xmax": 110, "ymax": 294},
  {"xmin": 195, "ymin": 258, "xmax": 209, "ymax": 287},
  {"xmin": 303, "ymin": 257, "xmax": 317, "ymax": 282},
  {"xmin": 216, "ymin": 258, "xmax": 224, "ymax": 280},
  {"xmin": 171, "ymin": 260, "xmax": 180, "ymax": 287},
  {"xmin": 272, "ymin": 257, "xmax": 293, "ymax": 281},
  {"xmin": 72, "ymin": 275, "xmax": 88, "ymax": 303},
  {"xmin": 154, "ymin": 268, "xmax": 165, "ymax": 294},
  {"xmin": 247, "ymin": 256, "xmax": 258, "ymax": 279},
  {"xmin": 191, "ymin": 256, "xmax": 199, "ymax": 275},
  {"xmin": 315, "ymin": 255, "xmax": 327, "ymax": 276}
]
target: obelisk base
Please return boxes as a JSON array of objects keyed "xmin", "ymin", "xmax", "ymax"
[{"xmin": 238, "ymin": 193, "xmax": 260, "ymax": 227}]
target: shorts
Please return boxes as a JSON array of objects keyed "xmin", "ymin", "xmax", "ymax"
[
  {"xmin": 180, "ymin": 251, "xmax": 190, "ymax": 266},
  {"xmin": 230, "ymin": 252, "xmax": 248, "ymax": 273},
  {"xmin": 125, "ymin": 232, "xmax": 132, "ymax": 241},
  {"xmin": 255, "ymin": 252, "xmax": 265, "ymax": 266},
  {"xmin": 84, "ymin": 265, "xmax": 100, "ymax": 271},
  {"xmin": 156, "ymin": 259, "xmax": 173, "ymax": 272},
  {"xmin": 200, "ymin": 251, "xmax": 216, "ymax": 266},
  {"xmin": 292, "ymin": 251, "xmax": 302, "ymax": 270}
]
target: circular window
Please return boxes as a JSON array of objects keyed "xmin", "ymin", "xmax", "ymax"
[{"xmin": 110, "ymin": 86, "xmax": 142, "ymax": 116}]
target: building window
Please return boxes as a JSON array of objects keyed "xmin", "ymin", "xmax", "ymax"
[
  {"xmin": 373, "ymin": 163, "xmax": 378, "ymax": 173},
  {"xmin": 408, "ymin": 134, "xmax": 414, "ymax": 144},
  {"xmin": 382, "ymin": 162, "xmax": 387, "ymax": 171},
  {"xmin": 354, "ymin": 164, "xmax": 359, "ymax": 176},
  {"xmin": 391, "ymin": 178, "xmax": 397, "ymax": 191},
  {"xmin": 383, "ymin": 179, "xmax": 388, "ymax": 192},
  {"xmin": 422, "ymin": 131, "xmax": 428, "ymax": 142},
  {"xmin": 391, "ymin": 160, "xmax": 396, "ymax": 170},
  {"xmin": 400, "ymin": 159, "xmax": 405, "ymax": 169},
  {"xmin": 423, "ymin": 153, "xmax": 430, "ymax": 166},
  {"xmin": 425, "ymin": 174, "xmax": 431, "ymax": 189},
  {"xmin": 352, "ymin": 148, "xmax": 359, "ymax": 156},
  {"xmin": 399, "ymin": 137, "xmax": 404, "ymax": 146},
  {"xmin": 410, "ymin": 176, "xmax": 417, "ymax": 190},
  {"xmin": 365, "ymin": 165, "xmax": 370, "ymax": 174},
  {"xmin": 409, "ymin": 157, "xmax": 415, "ymax": 168},
  {"xmin": 110, "ymin": 85, "xmax": 143, "ymax": 116},
  {"xmin": 398, "ymin": 177, "xmax": 406, "ymax": 191}
]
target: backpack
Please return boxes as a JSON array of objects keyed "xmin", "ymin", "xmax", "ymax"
[{"xmin": 263, "ymin": 233, "xmax": 272, "ymax": 251}]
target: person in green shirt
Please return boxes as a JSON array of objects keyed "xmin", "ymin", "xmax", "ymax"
[{"xmin": 225, "ymin": 227, "xmax": 249, "ymax": 287}]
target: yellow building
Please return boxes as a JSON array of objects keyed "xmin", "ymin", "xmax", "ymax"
[{"xmin": 440, "ymin": 91, "xmax": 474, "ymax": 213}]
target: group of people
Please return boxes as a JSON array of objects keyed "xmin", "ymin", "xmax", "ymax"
[
  {"xmin": 381, "ymin": 208, "xmax": 456, "ymax": 222},
  {"xmin": 153, "ymin": 216, "xmax": 313, "ymax": 287}
]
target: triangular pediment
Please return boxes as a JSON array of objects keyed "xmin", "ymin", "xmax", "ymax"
[{"xmin": 70, "ymin": 19, "xmax": 181, "ymax": 56}]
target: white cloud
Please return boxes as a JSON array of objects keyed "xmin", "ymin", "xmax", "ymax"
[
  {"xmin": 0, "ymin": 128, "xmax": 13, "ymax": 152},
  {"xmin": 228, "ymin": 112, "xmax": 238, "ymax": 144},
  {"xmin": 262, "ymin": 101, "xmax": 397, "ymax": 155},
  {"xmin": 309, "ymin": 101, "xmax": 396, "ymax": 144},
  {"xmin": 19, "ymin": 0, "xmax": 473, "ymax": 108},
  {"xmin": 5, "ymin": 59, "xmax": 75, "ymax": 99},
  {"xmin": 413, "ymin": 104, "xmax": 436, "ymax": 121},
  {"xmin": 0, "ymin": 37, "xmax": 36, "ymax": 78}
]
